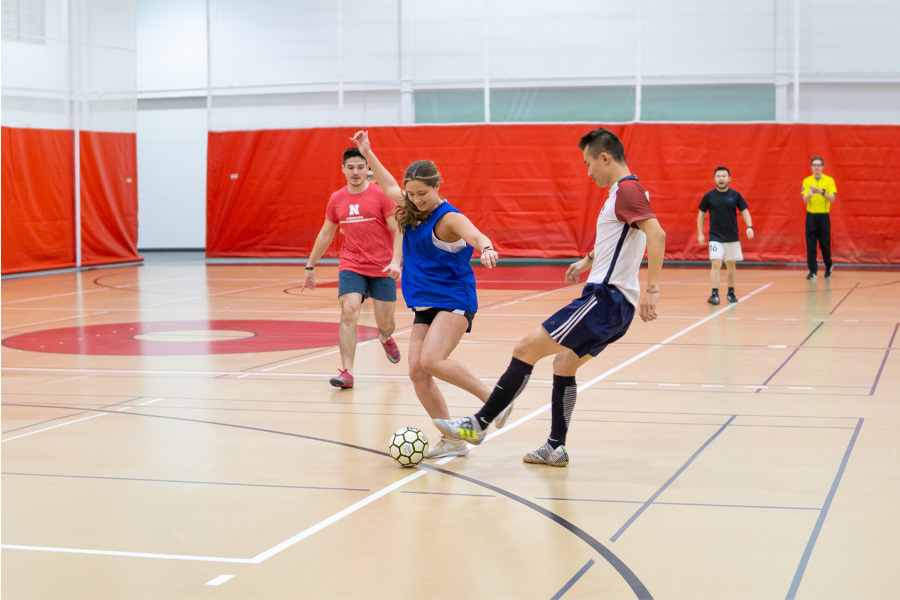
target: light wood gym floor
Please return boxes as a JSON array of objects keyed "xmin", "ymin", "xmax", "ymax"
[{"xmin": 2, "ymin": 257, "xmax": 899, "ymax": 599}]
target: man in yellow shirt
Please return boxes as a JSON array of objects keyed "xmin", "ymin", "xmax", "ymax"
[{"xmin": 801, "ymin": 156, "xmax": 837, "ymax": 279}]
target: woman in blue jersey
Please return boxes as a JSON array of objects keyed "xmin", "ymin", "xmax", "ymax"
[{"xmin": 352, "ymin": 130, "xmax": 507, "ymax": 459}]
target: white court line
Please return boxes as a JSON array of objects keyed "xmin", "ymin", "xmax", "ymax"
[
  {"xmin": 1, "ymin": 311, "xmax": 111, "ymax": 331},
  {"xmin": 658, "ymin": 383, "xmax": 681, "ymax": 387},
  {"xmin": 1, "ymin": 414, "xmax": 105, "ymax": 443},
  {"xmin": 151, "ymin": 280, "xmax": 297, "ymax": 306},
  {"xmin": 3, "ymin": 281, "xmax": 774, "ymax": 565},
  {"xmin": 206, "ymin": 575, "xmax": 235, "ymax": 586},
  {"xmin": 790, "ymin": 386, "xmax": 814, "ymax": 390},
  {"xmin": 702, "ymin": 384, "xmax": 725, "ymax": 388},
  {"xmin": 0, "ymin": 544, "xmax": 254, "ymax": 563},
  {"xmin": 138, "ymin": 398, "xmax": 163, "ymax": 406},
  {"xmin": 259, "ymin": 326, "xmax": 413, "ymax": 372},
  {"xmin": 0, "ymin": 278, "xmax": 192, "ymax": 305}
]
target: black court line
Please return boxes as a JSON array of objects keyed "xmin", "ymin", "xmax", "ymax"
[
  {"xmin": 2, "ymin": 402, "xmax": 652, "ymax": 600},
  {"xmin": 786, "ymin": 418, "xmax": 864, "ymax": 600},
  {"xmin": 551, "ymin": 559, "xmax": 595, "ymax": 600},
  {"xmin": 400, "ymin": 490, "xmax": 494, "ymax": 498},
  {"xmin": 610, "ymin": 415, "xmax": 737, "ymax": 543},
  {"xmin": 829, "ymin": 282, "xmax": 859, "ymax": 315},
  {"xmin": 870, "ymin": 323, "xmax": 898, "ymax": 396},
  {"xmin": 1, "ymin": 472, "xmax": 370, "ymax": 492},
  {"xmin": 755, "ymin": 322, "xmax": 825, "ymax": 393},
  {"xmin": 552, "ymin": 418, "xmax": 855, "ymax": 430}
]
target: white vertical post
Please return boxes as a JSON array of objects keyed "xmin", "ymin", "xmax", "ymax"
[
  {"xmin": 206, "ymin": 0, "xmax": 212, "ymax": 131},
  {"xmin": 337, "ymin": 0, "xmax": 344, "ymax": 126},
  {"xmin": 398, "ymin": 0, "xmax": 413, "ymax": 124},
  {"xmin": 635, "ymin": 0, "xmax": 642, "ymax": 122},
  {"xmin": 483, "ymin": 0, "xmax": 490, "ymax": 123},
  {"xmin": 793, "ymin": 0, "xmax": 800, "ymax": 122},
  {"xmin": 71, "ymin": 0, "xmax": 82, "ymax": 266}
]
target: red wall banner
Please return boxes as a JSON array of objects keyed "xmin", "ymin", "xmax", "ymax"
[
  {"xmin": 79, "ymin": 131, "xmax": 141, "ymax": 267},
  {"xmin": 1, "ymin": 127, "xmax": 141, "ymax": 274},
  {"xmin": 1, "ymin": 127, "xmax": 77, "ymax": 274},
  {"xmin": 208, "ymin": 123, "xmax": 899, "ymax": 264}
]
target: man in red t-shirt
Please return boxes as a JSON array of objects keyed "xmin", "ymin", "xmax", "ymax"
[{"xmin": 301, "ymin": 147, "xmax": 403, "ymax": 389}]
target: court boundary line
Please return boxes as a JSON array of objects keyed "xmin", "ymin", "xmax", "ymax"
[
  {"xmin": 785, "ymin": 418, "xmax": 864, "ymax": 600},
  {"xmin": 0, "ymin": 281, "xmax": 772, "ymax": 594},
  {"xmin": 609, "ymin": 415, "xmax": 738, "ymax": 542}
]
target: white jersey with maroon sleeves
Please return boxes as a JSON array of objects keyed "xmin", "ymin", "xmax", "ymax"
[{"xmin": 585, "ymin": 175, "xmax": 656, "ymax": 307}]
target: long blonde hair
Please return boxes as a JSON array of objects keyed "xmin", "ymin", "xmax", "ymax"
[{"xmin": 396, "ymin": 160, "xmax": 442, "ymax": 230}]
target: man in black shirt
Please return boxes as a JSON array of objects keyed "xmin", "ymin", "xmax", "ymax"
[{"xmin": 697, "ymin": 167, "xmax": 754, "ymax": 304}]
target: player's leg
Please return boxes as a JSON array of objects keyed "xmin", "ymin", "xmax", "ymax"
[
  {"xmin": 433, "ymin": 325, "xmax": 561, "ymax": 444},
  {"xmin": 407, "ymin": 323, "xmax": 448, "ymax": 418},
  {"xmin": 820, "ymin": 214, "xmax": 833, "ymax": 277},
  {"xmin": 805, "ymin": 213, "xmax": 818, "ymax": 278},
  {"xmin": 418, "ymin": 310, "xmax": 489, "ymax": 402},
  {"xmin": 407, "ymin": 320, "xmax": 470, "ymax": 458},
  {"xmin": 333, "ymin": 291, "xmax": 363, "ymax": 388},
  {"xmin": 371, "ymin": 298, "xmax": 400, "ymax": 363},
  {"xmin": 708, "ymin": 254, "xmax": 722, "ymax": 304},
  {"xmin": 369, "ymin": 276, "xmax": 401, "ymax": 363},
  {"xmin": 725, "ymin": 260, "xmax": 738, "ymax": 302}
]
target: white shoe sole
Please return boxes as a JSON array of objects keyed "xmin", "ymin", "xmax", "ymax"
[{"xmin": 425, "ymin": 446, "xmax": 469, "ymax": 459}]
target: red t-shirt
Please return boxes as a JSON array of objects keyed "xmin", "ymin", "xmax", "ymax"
[{"xmin": 325, "ymin": 184, "xmax": 395, "ymax": 277}]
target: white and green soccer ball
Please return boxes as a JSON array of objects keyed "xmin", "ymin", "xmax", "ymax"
[{"xmin": 389, "ymin": 426, "xmax": 428, "ymax": 467}]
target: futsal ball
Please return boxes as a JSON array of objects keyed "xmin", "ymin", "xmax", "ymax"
[{"xmin": 389, "ymin": 426, "xmax": 428, "ymax": 467}]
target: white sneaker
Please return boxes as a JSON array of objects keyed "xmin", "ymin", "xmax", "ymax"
[
  {"xmin": 494, "ymin": 401, "xmax": 515, "ymax": 429},
  {"xmin": 424, "ymin": 436, "xmax": 469, "ymax": 459},
  {"xmin": 523, "ymin": 442, "xmax": 569, "ymax": 467},
  {"xmin": 433, "ymin": 416, "xmax": 485, "ymax": 445}
]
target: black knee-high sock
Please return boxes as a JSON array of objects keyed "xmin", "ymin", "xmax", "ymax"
[
  {"xmin": 475, "ymin": 357, "xmax": 533, "ymax": 427},
  {"xmin": 548, "ymin": 375, "xmax": 577, "ymax": 448}
]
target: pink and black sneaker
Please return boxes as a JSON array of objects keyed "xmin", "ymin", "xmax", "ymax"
[
  {"xmin": 381, "ymin": 336, "xmax": 401, "ymax": 364},
  {"xmin": 329, "ymin": 369, "xmax": 354, "ymax": 389}
]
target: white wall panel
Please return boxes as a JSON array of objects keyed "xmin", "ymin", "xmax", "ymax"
[
  {"xmin": 642, "ymin": 0, "xmax": 776, "ymax": 78},
  {"xmin": 136, "ymin": 0, "xmax": 207, "ymax": 92},
  {"xmin": 136, "ymin": 104, "xmax": 208, "ymax": 248}
]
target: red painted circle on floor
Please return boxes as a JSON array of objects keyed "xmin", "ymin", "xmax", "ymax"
[{"xmin": 2, "ymin": 320, "xmax": 380, "ymax": 356}]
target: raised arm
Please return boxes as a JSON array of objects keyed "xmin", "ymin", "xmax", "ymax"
[
  {"xmin": 635, "ymin": 217, "xmax": 666, "ymax": 322},
  {"xmin": 350, "ymin": 130, "xmax": 405, "ymax": 206}
]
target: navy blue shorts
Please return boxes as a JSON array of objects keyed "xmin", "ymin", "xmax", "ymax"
[
  {"xmin": 542, "ymin": 283, "xmax": 635, "ymax": 358},
  {"xmin": 412, "ymin": 307, "xmax": 476, "ymax": 333},
  {"xmin": 338, "ymin": 270, "xmax": 398, "ymax": 302}
]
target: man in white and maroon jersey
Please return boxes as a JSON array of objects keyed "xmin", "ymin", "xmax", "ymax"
[
  {"xmin": 301, "ymin": 147, "xmax": 403, "ymax": 389},
  {"xmin": 434, "ymin": 127, "xmax": 667, "ymax": 466}
]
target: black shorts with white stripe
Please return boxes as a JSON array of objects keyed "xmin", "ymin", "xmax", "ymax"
[{"xmin": 542, "ymin": 283, "xmax": 635, "ymax": 358}]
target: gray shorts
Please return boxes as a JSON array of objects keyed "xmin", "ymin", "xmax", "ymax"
[{"xmin": 338, "ymin": 270, "xmax": 397, "ymax": 302}]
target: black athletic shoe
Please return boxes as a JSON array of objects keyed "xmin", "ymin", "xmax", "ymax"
[
  {"xmin": 707, "ymin": 293, "xmax": 720, "ymax": 305},
  {"xmin": 806, "ymin": 272, "xmax": 817, "ymax": 280},
  {"xmin": 726, "ymin": 291, "xmax": 738, "ymax": 303},
  {"xmin": 824, "ymin": 268, "xmax": 833, "ymax": 278}
]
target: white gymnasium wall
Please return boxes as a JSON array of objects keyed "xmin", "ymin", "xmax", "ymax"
[{"xmin": 133, "ymin": 0, "xmax": 900, "ymax": 249}]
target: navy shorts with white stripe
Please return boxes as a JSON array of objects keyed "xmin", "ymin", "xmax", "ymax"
[{"xmin": 542, "ymin": 283, "xmax": 635, "ymax": 358}]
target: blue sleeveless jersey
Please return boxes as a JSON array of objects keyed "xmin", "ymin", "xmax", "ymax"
[{"xmin": 401, "ymin": 200, "xmax": 478, "ymax": 312}]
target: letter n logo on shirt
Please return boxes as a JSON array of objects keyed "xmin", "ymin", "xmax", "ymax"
[{"xmin": 349, "ymin": 204, "xmax": 360, "ymax": 216}]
